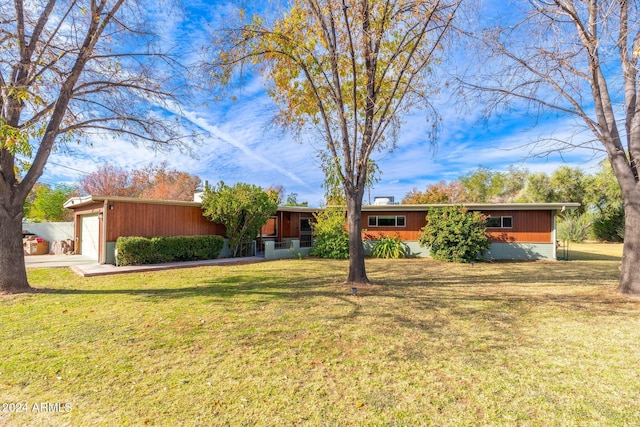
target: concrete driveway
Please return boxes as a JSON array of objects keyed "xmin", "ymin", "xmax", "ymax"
[{"xmin": 24, "ymin": 254, "xmax": 97, "ymax": 268}]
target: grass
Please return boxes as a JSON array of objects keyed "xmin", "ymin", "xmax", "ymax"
[
  {"xmin": 1, "ymin": 245, "xmax": 639, "ymax": 426},
  {"xmin": 566, "ymin": 241, "xmax": 624, "ymax": 261}
]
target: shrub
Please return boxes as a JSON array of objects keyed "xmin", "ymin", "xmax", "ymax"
[
  {"xmin": 418, "ymin": 205, "xmax": 490, "ymax": 263},
  {"xmin": 116, "ymin": 235, "xmax": 224, "ymax": 266},
  {"xmin": 311, "ymin": 207, "xmax": 349, "ymax": 259},
  {"xmin": 590, "ymin": 205, "xmax": 625, "ymax": 242},
  {"xmin": 371, "ymin": 234, "xmax": 409, "ymax": 259},
  {"xmin": 201, "ymin": 181, "xmax": 278, "ymax": 257},
  {"xmin": 557, "ymin": 212, "xmax": 592, "ymax": 243}
]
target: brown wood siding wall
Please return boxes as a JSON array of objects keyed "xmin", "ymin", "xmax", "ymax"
[
  {"xmin": 362, "ymin": 209, "xmax": 553, "ymax": 243},
  {"xmin": 362, "ymin": 211, "xmax": 425, "ymax": 241},
  {"xmin": 478, "ymin": 210, "xmax": 552, "ymax": 243},
  {"xmin": 277, "ymin": 212, "xmax": 315, "ymax": 240},
  {"xmin": 105, "ymin": 202, "xmax": 225, "ymax": 241}
]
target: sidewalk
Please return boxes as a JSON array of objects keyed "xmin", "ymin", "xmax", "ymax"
[
  {"xmin": 70, "ymin": 256, "xmax": 267, "ymax": 277},
  {"xmin": 25, "ymin": 254, "xmax": 97, "ymax": 268}
]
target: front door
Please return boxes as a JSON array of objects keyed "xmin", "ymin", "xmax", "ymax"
[{"xmin": 300, "ymin": 218, "xmax": 312, "ymax": 247}]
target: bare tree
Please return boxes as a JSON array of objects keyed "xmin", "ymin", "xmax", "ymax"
[
  {"xmin": 0, "ymin": 0, "xmax": 194, "ymax": 293},
  {"xmin": 464, "ymin": 0, "xmax": 640, "ymax": 294},
  {"xmin": 209, "ymin": 0, "xmax": 461, "ymax": 285}
]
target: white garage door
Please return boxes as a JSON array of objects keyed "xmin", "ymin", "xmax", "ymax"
[{"xmin": 80, "ymin": 214, "xmax": 100, "ymax": 260}]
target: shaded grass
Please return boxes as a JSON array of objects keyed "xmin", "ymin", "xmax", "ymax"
[{"xmin": 1, "ymin": 255, "xmax": 639, "ymax": 426}]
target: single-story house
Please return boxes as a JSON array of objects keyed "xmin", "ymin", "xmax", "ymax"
[
  {"xmin": 64, "ymin": 195, "xmax": 578, "ymax": 263},
  {"xmin": 360, "ymin": 203, "xmax": 579, "ymax": 260},
  {"xmin": 63, "ymin": 195, "xmax": 318, "ymax": 264}
]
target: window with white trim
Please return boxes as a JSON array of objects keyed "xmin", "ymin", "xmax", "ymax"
[
  {"xmin": 486, "ymin": 216, "xmax": 513, "ymax": 228},
  {"xmin": 368, "ymin": 215, "xmax": 406, "ymax": 227}
]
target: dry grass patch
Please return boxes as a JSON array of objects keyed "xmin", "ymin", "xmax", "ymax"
[{"xmin": 1, "ymin": 254, "xmax": 639, "ymax": 426}]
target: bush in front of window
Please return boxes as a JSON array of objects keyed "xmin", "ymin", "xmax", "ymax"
[
  {"xmin": 418, "ymin": 205, "xmax": 490, "ymax": 263},
  {"xmin": 311, "ymin": 207, "xmax": 349, "ymax": 259},
  {"xmin": 371, "ymin": 234, "xmax": 409, "ymax": 259}
]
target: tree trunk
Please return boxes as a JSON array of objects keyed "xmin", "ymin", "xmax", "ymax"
[
  {"xmin": 0, "ymin": 205, "xmax": 32, "ymax": 294},
  {"xmin": 618, "ymin": 198, "xmax": 640, "ymax": 294},
  {"xmin": 345, "ymin": 193, "xmax": 370, "ymax": 285}
]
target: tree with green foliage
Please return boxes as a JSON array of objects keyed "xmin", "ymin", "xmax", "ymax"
[
  {"xmin": 402, "ymin": 180, "xmax": 466, "ymax": 204},
  {"xmin": 459, "ymin": 166, "xmax": 511, "ymax": 202},
  {"xmin": 201, "ymin": 182, "xmax": 279, "ymax": 257},
  {"xmin": 209, "ymin": 0, "xmax": 461, "ymax": 285},
  {"xmin": 311, "ymin": 207, "xmax": 349, "ymax": 259},
  {"xmin": 418, "ymin": 206, "xmax": 490, "ymax": 263},
  {"xmin": 515, "ymin": 172, "xmax": 555, "ymax": 204},
  {"xmin": 550, "ymin": 166, "xmax": 586, "ymax": 213},
  {"xmin": 284, "ymin": 192, "xmax": 308, "ymax": 207},
  {"xmin": 24, "ymin": 184, "xmax": 76, "ymax": 222}
]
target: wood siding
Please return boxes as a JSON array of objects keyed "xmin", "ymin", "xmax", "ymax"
[
  {"xmin": 274, "ymin": 211, "xmax": 315, "ymax": 240},
  {"xmin": 105, "ymin": 201, "xmax": 224, "ymax": 241},
  {"xmin": 362, "ymin": 211, "xmax": 425, "ymax": 241},
  {"xmin": 477, "ymin": 209, "xmax": 552, "ymax": 243},
  {"xmin": 362, "ymin": 209, "xmax": 553, "ymax": 243}
]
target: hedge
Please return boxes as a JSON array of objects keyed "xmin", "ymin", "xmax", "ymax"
[{"xmin": 115, "ymin": 235, "xmax": 225, "ymax": 266}]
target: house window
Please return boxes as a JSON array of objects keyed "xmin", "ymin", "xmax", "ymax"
[
  {"xmin": 367, "ymin": 215, "xmax": 406, "ymax": 227},
  {"xmin": 486, "ymin": 216, "xmax": 513, "ymax": 228}
]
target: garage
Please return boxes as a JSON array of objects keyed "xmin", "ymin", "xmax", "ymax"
[{"xmin": 80, "ymin": 213, "xmax": 100, "ymax": 260}]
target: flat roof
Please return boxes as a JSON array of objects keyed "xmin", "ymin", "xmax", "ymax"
[
  {"xmin": 64, "ymin": 195, "xmax": 202, "ymax": 209},
  {"xmin": 64, "ymin": 196, "xmax": 321, "ymax": 213},
  {"xmin": 65, "ymin": 196, "xmax": 580, "ymax": 213},
  {"xmin": 361, "ymin": 203, "xmax": 581, "ymax": 212}
]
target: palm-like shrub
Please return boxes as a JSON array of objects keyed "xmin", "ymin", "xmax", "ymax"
[{"xmin": 371, "ymin": 234, "xmax": 409, "ymax": 259}]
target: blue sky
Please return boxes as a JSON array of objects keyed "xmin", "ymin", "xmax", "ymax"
[{"xmin": 38, "ymin": 1, "xmax": 607, "ymax": 206}]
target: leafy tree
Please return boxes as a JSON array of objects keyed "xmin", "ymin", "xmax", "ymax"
[
  {"xmin": 459, "ymin": 166, "xmax": 508, "ymax": 202},
  {"xmin": 25, "ymin": 184, "xmax": 76, "ymax": 222},
  {"xmin": 418, "ymin": 205, "xmax": 490, "ymax": 263},
  {"xmin": 79, "ymin": 164, "xmax": 138, "ymax": 197},
  {"xmin": 585, "ymin": 160, "xmax": 624, "ymax": 241},
  {"xmin": 210, "ymin": 0, "xmax": 461, "ymax": 285},
  {"xmin": 466, "ymin": 0, "xmax": 640, "ymax": 294},
  {"xmin": 0, "ymin": 1, "xmax": 192, "ymax": 293},
  {"xmin": 585, "ymin": 160, "xmax": 624, "ymax": 216},
  {"xmin": 284, "ymin": 192, "xmax": 308, "ymax": 207},
  {"xmin": 550, "ymin": 166, "xmax": 587, "ymax": 213},
  {"xmin": 201, "ymin": 182, "xmax": 279, "ymax": 257},
  {"xmin": 591, "ymin": 206, "xmax": 625, "ymax": 242},
  {"xmin": 80, "ymin": 163, "xmax": 201, "ymax": 201},
  {"xmin": 502, "ymin": 166, "xmax": 530, "ymax": 201},
  {"xmin": 311, "ymin": 207, "xmax": 349, "ymax": 259},
  {"xmin": 402, "ymin": 180, "xmax": 466, "ymax": 204},
  {"xmin": 515, "ymin": 172, "xmax": 555, "ymax": 204},
  {"xmin": 133, "ymin": 162, "xmax": 201, "ymax": 201}
]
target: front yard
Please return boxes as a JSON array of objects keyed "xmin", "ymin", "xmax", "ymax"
[{"xmin": 1, "ymin": 244, "xmax": 639, "ymax": 425}]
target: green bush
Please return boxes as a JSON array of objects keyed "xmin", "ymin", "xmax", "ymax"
[
  {"xmin": 557, "ymin": 212, "xmax": 592, "ymax": 243},
  {"xmin": 116, "ymin": 235, "xmax": 224, "ymax": 266},
  {"xmin": 371, "ymin": 234, "xmax": 409, "ymax": 259},
  {"xmin": 590, "ymin": 205, "xmax": 625, "ymax": 242},
  {"xmin": 311, "ymin": 207, "xmax": 349, "ymax": 259},
  {"xmin": 418, "ymin": 205, "xmax": 490, "ymax": 263}
]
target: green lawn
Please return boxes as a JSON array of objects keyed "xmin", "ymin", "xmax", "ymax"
[{"xmin": 2, "ymin": 247, "xmax": 639, "ymax": 426}]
